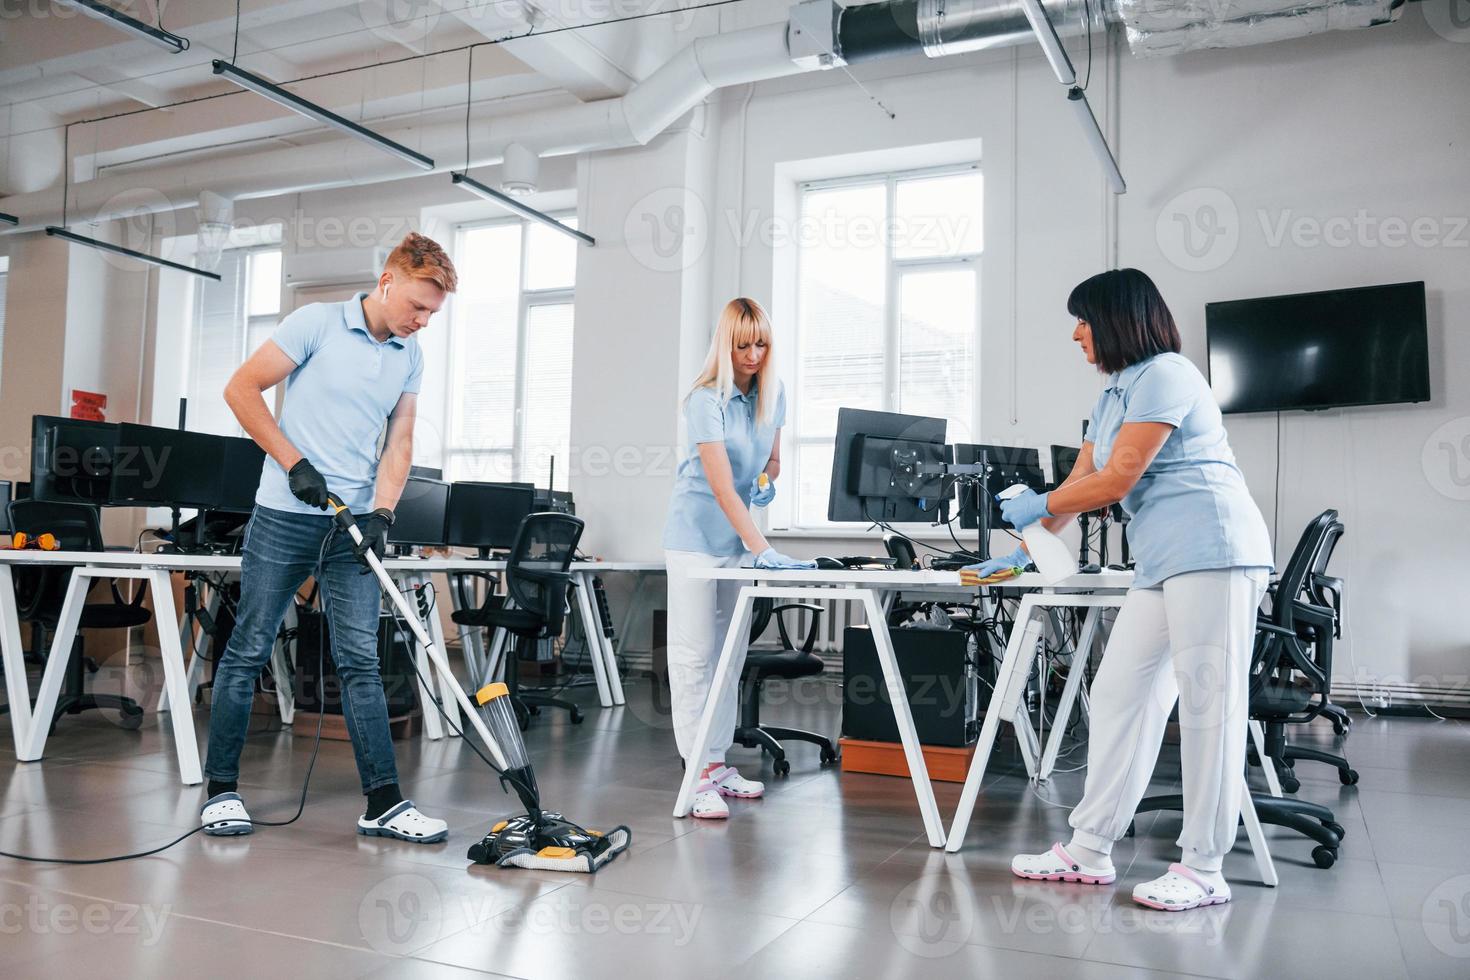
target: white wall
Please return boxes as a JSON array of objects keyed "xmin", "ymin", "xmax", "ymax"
[
  {"xmin": 3, "ymin": 9, "xmax": 1464, "ymax": 689},
  {"xmin": 684, "ymin": 12, "xmax": 1468, "ymax": 693}
]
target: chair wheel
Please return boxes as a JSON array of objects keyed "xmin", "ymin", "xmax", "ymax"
[
  {"xmin": 1280, "ymin": 772, "xmax": 1300, "ymax": 794},
  {"xmin": 1324, "ymin": 821, "xmax": 1346, "ymax": 840},
  {"xmin": 1125, "ymin": 822, "xmax": 1136, "ymax": 838},
  {"xmin": 819, "ymin": 747, "xmax": 838, "ymax": 766},
  {"xmin": 118, "ymin": 711, "xmax": 144, "ymax": 731},
  {"xmin": 773, "ymin": 759, "xmax": 791, "ymax": 776},
  {"xmin": 1339, "ymin": 768, "xmax": 1359, "ymax": 786},
  {"xmin": 1312, "ymin": 845, "xmax": 1337, "ymax": 869},
  {"xmin": 1331, "ymin": 719, "xmax": 1349, "ymax": 736},
  {"xmin": 570, "ymin": 708, "xmax": 584, "ymax": 725}
]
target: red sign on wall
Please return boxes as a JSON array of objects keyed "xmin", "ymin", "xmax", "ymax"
[{"xmin": 70, "ymin": 389, "xmax": 108, "ymax": 422}]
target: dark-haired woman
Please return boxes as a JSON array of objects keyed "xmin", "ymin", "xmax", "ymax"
[{"xmin": 992, "ymin": 269, "xmax": 1273, "ymax": 911}]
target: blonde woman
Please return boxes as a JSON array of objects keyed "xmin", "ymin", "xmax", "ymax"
[{"xmin": 663, "ymin": 298, "xmax": 814, "ymax": 820}]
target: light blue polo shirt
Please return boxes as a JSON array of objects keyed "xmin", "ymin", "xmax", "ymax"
[
  {"xmin": 663, "ymin": 381, "xmax": 786, "ymax": 557},
  {"xmin": 255, "ymin": 292, "xmax": 423, "ymax": 515},
  {"xmin": 1087, "ymin": 352, "xmax": 1272, "ymax": 589}
]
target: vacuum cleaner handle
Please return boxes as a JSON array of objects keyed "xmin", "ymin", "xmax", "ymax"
[{"xmin": 325, "ymin": 494, "xmax": 513, "ymax": 771}]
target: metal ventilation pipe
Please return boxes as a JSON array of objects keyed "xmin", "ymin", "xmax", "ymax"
[{"xmin": 834, "ymin": 0, "xmax": 1094, "ymax": 63}]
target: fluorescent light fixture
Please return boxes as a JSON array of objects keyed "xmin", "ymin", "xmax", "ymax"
[
  {"xmin": 451, "ymin": 173, "xmax": 594, "ymax": 246},
  {"xmin": 1067, "ymin": 87, "xmax": 1126, "ymax": 195},
  {"xmin": 0, "ymin": 212, "xmax": 18, "ymax": 226},
  {"xmin": 212, "ymin": 60, "xmax": 434, "ymax": 171},
  {"xmin": 55, "ymin": 0, "xmax": 189, "ymax": 53},
  {"xmin": 1017, "ymin": 0, "xmax": 1075, "ymax": 86},
  {"xmin": 45, "ymin": 226, "xmax": 222, "ymax": 281}
]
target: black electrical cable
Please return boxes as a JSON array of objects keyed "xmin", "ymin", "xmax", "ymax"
[{"xmin": 0, "ymin": 528, "xmax": 337, "ymax": 865}]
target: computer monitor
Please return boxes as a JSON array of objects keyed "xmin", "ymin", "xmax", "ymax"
[
  {"xmin": 217, "ymin": 436, "xmax": 267, "ymax": 512},
  {"xmin": 0, "ymin": 480, "xmax": 11, "ymax": 535},
  {"xmin": 409, "ymin": 465, "xmax": 443, "ymax": 481},
  {"xmin": 445, "ymin": 481, "xmax": 535, "ymax": 553},
  {"xmin": 954, "ymin": 444, "xmax": 1046, "ymax": 530},
  {"xmin": 828, "ymin": 408, "xmax": 949, "ymax": 524},
  {"xmin": 109, "ymin": 423, "xmax": 226, "ymax": 509},
  {"xmin": 31, "ymin": 415, "xmax": 119, "ymax": 504},
  {"xmin": 1050, "ymin": 445, "xmax": 1081, "ymax": 488},
  {"xmin": 390, "ymin": 476, "xmax": 450, "ymax": 549}
]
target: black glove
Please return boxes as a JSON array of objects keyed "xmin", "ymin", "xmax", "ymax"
[
  {"xmin": 351, "ymin": 508, "xmax": 394, "ymax": 569},
  {"xmin": 287, "ymin": 458, "xmax": 330, "ymax": 510}
]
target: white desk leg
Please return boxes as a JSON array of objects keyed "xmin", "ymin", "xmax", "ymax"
[
  {"xmin": 160, "ymin": 582, "xmax": 224, "ymax": 714},
  {"xmin": 0, "ymin": 565, "xmax": 35, "ymax": 753},
  {"xmin": 572, "ymin": 575, "xmax": 613, "ymax": 708},
  {"xmin": 583, "ymin": 572, "xmax": 626, "ymax": 706},
  {"xmin": 268, "ymin": 598, "xmax": 296, "ymax": 726},
  {"xmin": 447, "ymin": 573, "xmax": 487, "ymax": 686},
  {"xmin": 1037, "ymin": 606, "xmax": 1103, "ymax": 781},
  {"xmin": 418, "ymin": 573, "xmax": 462, "ymax": 736},
  {"xmin": 18, "ymin": 572, "xmax": 90, "ymax": 762},
  {"xmin": 1239, "ymin": 779, "xmax": 1278, "ymax": 886},
  {"xmin": 946, "ymin": 594, "xmax": 1040, "ymax": 852},
  {"xmin": 396, "ymin": 574, "xmax": 445, "ymax": 741},
  {"xmin": 1249, "ymin": 719, "xmax": 1283, "ymax": 797},
  {"xmin": 673, "ymin": 585, "xmax": 756, "ymax": 818},
  {"xmin": 148, "ymin": 570, "xmax": 203, "ymax": 785},
  {"xmin": 613, "ymin": 571, "xmax": 647, "ymax": 661},
  {"xmin": 861, "ymin": 590, "xmax": 947, "ymax": 848}
]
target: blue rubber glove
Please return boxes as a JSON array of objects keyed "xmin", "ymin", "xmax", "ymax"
[
  {"xmin": 749, "ymin": 475, "xmax": 776, "ymax": 507},
  {"xmin": 963, "ymin": 546, "xmax": 1030, "ymax": 577},
  {"xmin": 753, "ymin": 547, "xmax": 816, "ymax": 570},
  {"xmin": 1000, "ymin": 488, "xmax": 1052, "ymax": 530}
]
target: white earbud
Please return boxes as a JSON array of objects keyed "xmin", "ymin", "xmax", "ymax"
[{"xmin": 381, "ymin": 280, "xmax": 392, "ymax": 302}]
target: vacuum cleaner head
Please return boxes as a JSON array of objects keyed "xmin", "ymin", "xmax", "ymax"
[
  {"xmin": 466, "ymin": 682, "xmax": 631, "ymax": 873},
  {"xmin": 467, "ymin": 813, "xmax": 631, "ymax": 873}
]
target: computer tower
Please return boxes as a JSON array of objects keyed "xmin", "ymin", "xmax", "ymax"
[
  {"xmin": 842, "ymin": 626, "xmax": 986, "ymax": 747},
  {"xmin": 294, "ymin": 608, "xmax": 420, "ymax": 716}
]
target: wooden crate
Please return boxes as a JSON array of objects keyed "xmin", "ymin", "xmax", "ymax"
[{"xmin": 838, "ymin": 737, "xmax": 977, "ymax": 783}]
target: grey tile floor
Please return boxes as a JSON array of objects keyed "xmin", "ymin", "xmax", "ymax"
[{"xmin": 1, "ymin": 666, "xmax": 1467, "ymax": 979}]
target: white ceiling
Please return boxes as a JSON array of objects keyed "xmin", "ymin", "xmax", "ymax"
[{"xmin": 0, "ymin": 0, "xmax": 738, "ymax": 193}]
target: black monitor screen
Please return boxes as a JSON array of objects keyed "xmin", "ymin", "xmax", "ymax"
[
  {"xmin": 445, "ymin": 482, "xmax": 535, "ymax": 550},
  {"xmin": 111, "ymin": 423, "xmax": 225, "ymax": 508},
  {"xmin": 828, "ymin": 408, "xmax": 949, "ymax": 524},
  {"xmin": 391, "ymin": 476, "xmax": 450, "ymax": 547},
  {"xmin": 31, "ymin": 415, "xmax": 118, "ymax": 504},
  {"xmin": 954, "ymin": 444, "xmax": 1045, "ymax": 530},
  {"xmin": 1050, "ymin": 445, "xmax": 1080, "ymax": 488},
  {"xmin": 216, "ymin": 437, "xmax": 266, "ymax": 512},
  {"xmin": 1206, "ymin": 281, "xmax": 1429, "ymax": 414}
]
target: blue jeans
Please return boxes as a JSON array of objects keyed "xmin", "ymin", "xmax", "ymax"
[{"xmin": 205, "ymin": 505, "xmax": 399, "ymax": 795}]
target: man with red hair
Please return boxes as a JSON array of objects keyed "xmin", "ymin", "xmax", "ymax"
[{"xmin": 199, "ymin": 233, "xmax": 458, "ymax": 843}]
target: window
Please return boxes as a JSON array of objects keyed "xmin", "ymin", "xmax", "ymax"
[
  {"xmin": 446, "ymin": 217, "xmax": 577, "ymax": 488},
  {"xmin": 183, "ymin": 246, "xmax": 283, "ymax": 436},
  {"xmin": 787, "ymin": 166, "xmax": 982, "ymax": 528},
  {"xmin": 0, "ymin": 255, "xmax": 8, "ymax": 398}
]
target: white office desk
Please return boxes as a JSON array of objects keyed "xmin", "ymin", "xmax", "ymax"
[
  {"xmin": 671, "ymin": 564, "xmax": 1277, "ymax": 880},
  {"xmin": 670, "ymin": 566, "xmax": 1127, "ymax": 847},
  {"xmin": 0, "ymin": 550, "xmax": 659, "ymax": 784}
]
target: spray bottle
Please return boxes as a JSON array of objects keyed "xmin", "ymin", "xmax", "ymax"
[{"xmin": 998, "ymin": 484, "xmax": 1079, "ymax": 586}]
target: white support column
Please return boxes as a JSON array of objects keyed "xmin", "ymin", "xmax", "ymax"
[{"xmin": 0, "ymin": 565, "xmax": 35, "ymax": 753}]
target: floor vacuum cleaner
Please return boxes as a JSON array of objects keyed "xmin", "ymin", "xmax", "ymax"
[{"xmin": 331, "ymin": 498, "xmax": 631, "ymax": 873}]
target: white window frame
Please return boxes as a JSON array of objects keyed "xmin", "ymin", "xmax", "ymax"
[
  {"xmin": 781, "ymin": 162, "xmax": 982, "ymax": 532},
  {"xmin": 446, "ymin": 214, "xmax": 576, "ymax": 484}
]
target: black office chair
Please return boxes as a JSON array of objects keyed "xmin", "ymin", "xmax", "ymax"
[
  {"xmin": 1133, "ymin": 509, "xmax": 1349, "ymax": 868},
  {"xmin": 733, "ymin": 597, "xmax": 838, "ymax": 775},
  {"xmin": 451, "ymin": 513, "xmax": 585, "ymax": 730},
  {"xmin": 1254, "ymin": 514, "xmax": 1355, "ymax": 792},
  {"xmin": 1304, "ymin": 522, "xmax": 1351, "ymax": 736},
  {"xmin": 4, "ymin": 500, "xmax": 150, "ymax": 731}
]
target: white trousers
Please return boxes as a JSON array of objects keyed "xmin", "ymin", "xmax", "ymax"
[
  {"xmin": 1069, "ymin": 567, "xmax": 1268, "ymax": 873},
  {"xmin": 664, "ymin": 548, "xmax": 750, "ymax": 768}
]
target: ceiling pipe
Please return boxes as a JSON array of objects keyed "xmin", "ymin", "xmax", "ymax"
[{"xmin": 0, "ymin": 1, "xmax": 1089, "ymax": 232}]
